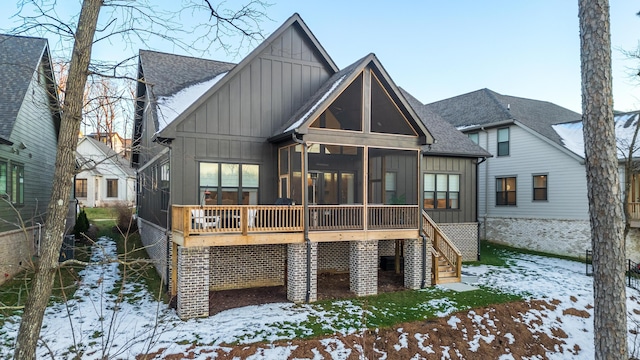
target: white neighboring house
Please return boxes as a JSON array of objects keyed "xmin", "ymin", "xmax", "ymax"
[
  {"xmin": 425, "ymin": 88, "xmax": 640, "ymax": 261},
  {"xmin": 76, "ymin": 136, "xmax": 135, "ymax": 207}
]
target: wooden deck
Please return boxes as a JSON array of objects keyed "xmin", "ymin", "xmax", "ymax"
[{"xmin": 171, "ymin": 204, "xmax": 421, "ymax": 247}]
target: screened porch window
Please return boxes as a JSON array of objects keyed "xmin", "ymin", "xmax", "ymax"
[
  {"xmin": 371, "ymin": 72, "xmax": 416, "ymax": 136},
  {"xmin": 310, "ymin": 73, "xmax": 362, "ymax": 131},
  {"xmin": 199, "ymin": 162, "xmax": 259, "ymax": 205}
]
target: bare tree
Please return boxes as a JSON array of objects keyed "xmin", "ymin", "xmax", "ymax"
[
  {"xmin": 8, "ymin": 1, "xmax": 268, "ymax": 358},
  {"xmin": 579, "ymin": 0, "xmax": 628, "ymax": 359}
]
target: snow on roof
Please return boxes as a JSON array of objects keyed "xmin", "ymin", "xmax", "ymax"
[
  {"xmin": 552, "ymin": 112, "xmax": 640, "ymax": 159},
  {"xmin": 456, "ymin": 124, "xmax": 480, "ymax": 131},
  {"xmin": 156, "ymin": 72, "xmax": 228, "ymax": 132},
  {"xmin": 284, "ymin": 74, "xmax": 347, "ymax": 133}
]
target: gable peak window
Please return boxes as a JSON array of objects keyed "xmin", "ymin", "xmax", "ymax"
[
  {"xmin": 310, "ymin": 73, "xmax": 362, "ymax": 131},
  {"xmin": 370, "ymin": 72, "xmax": 416, "ymax": 136},
  {"xmin": 497, "ymin": 127, "xmax": 510, "ymax": 156}
]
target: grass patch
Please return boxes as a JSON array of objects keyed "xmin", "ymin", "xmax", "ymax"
[
  {"xmin": 295, "ymin": 286, "xmax": 522, "ymax": 338},
  {"xmin": 83, "ymin": 207, "xmax": 117, "ymax": 220}
]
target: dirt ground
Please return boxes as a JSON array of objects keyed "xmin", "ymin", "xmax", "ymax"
[
  {"xmin": 155, "ymin": 272, "xmax": 583, "ymax": 359},
  {"xmin": 209, "ymin": 270, "xmax": 405, "ymax": 315}
]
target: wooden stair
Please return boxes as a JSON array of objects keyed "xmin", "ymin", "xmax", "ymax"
[
  {"xmin": 435, "ymin": 253, "xmax": 460, "ymax": 284},
  {"xmin": 423, "ymin": 210, "xmax": 462, "ymax": 285}
]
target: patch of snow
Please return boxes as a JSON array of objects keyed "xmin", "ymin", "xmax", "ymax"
[
  {"xmin": 394, "ymin": 328, "xmax": 408, "ymax": 351},
  {"xmin": 447, "ymin": 315, "xmax": 461, "ymax": 329},
  {"xmin": 284, "ymin": 75, "xmax": 347, "ymax": 133},
  {"xmin": 156, "ymin": 72, "xmax": 228, "ymax": 132},
  {"xmin": 456, "ymin": 124, "xmax": 480, "ymax": 131}
]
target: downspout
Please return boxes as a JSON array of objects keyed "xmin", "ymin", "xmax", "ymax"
[
  {"xmin": 475, "ymin": 157, "xmax": 488, "ymax": 261},
  {"xmin": 156, "ymin": 140, "xmax": 172, "ymax": 292},
  {"xmin": 419, "ymin": 148, "xmax": 427, "ymax": 289},
  {"xmin": 292, "ymin": 133, "xmax": 312, "ymax": 302}
]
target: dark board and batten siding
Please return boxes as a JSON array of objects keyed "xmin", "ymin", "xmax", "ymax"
[
  {"xmin": 144, "ymin": 24, "xmax": 333, "ymax": 219},
  {"xmin": 422, "ymin": 156, "xmax": 477, "ymax": 224}
]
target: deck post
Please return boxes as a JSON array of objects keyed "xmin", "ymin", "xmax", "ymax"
[
  {"xmin": 176, "ymin": 246, "xmax": 210, "ymax": 320},
  {"xmin": 404, "ymin": 238, "xmax": 426, "ymax": 289},
  {"xmin": 349, "ymin": 240, "xmax": 378, "ymax": 296}
]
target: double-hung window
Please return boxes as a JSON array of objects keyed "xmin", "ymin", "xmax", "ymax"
[
  {"xmin": 496, "ymin": 177, "xmax": 516, "ymax": 206},
  {"xmin": 423, "ymin": 173, "xmax": 460, "ymax": 209},
  {"xmin": 75, "ymin": 179, "xmax": 88, "ymax": 197},
  {"xmin": 533, "ymin": 174, "xmax": 548, "ymax": 201},
  {"xmin": 497, "ymin": 128, "xmax": 509, "ymax": 156}
]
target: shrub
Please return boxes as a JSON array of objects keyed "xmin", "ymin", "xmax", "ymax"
[
  {"xmin": 114, "ymin": 202, "xmax": 137, "ymax": 235},
  {"xmin": 74, "ymin": 209, "xmax": 90, "ymax": 239}
]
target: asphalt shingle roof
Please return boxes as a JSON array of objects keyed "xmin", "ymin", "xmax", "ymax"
[
  {"xmin": 425, "ymin": 88, "xmax": 582, "ymax": 146},
  {"xmin": 139, "ymin": 50, "xmax": 236, "ymax": 99},
  {"xmin": 0, "ymin": 34, "xmax": 48, "ymax": 141},
  {"xmin": 400, "ymin": 88, "xmax": 491, "ymax": 158}
]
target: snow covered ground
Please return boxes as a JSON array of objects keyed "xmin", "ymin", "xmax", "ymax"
[{"xmin": 0, "ymin": 237, "xmax": 638, "ymax": 359}]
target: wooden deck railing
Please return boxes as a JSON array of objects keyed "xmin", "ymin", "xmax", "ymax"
[
  {"xmin": 172, "ymin": 204, "xmax": 421, "ymax": 236},
  {"xmin": 172, "ymin": 205, "xmax": 304, "ymax": 235},
  {"xmin": 369, "ymin": 205, "xmax": 419, "ymax": 229},
  {"xmin": 421, "ymin": 210, "xmax": 462, "ymax": 284},
  {"xmin": 308, "ymin": 205, "xmax": 363, "ymax": 231}
]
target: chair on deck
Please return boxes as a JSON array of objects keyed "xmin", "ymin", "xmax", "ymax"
[{"xmin": 191, "ymin": 209, "xmax": 219, "ymax": 229}]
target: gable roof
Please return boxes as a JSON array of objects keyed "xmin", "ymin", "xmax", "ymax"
[
  {"xmin": 425, "ymin": 88, "xmax": 582, "ymax": 147},
  {"xmin": 270, "ymin": 53, "xmax": 434, "ymax": 144},
  {"xmin": 137, "ymin": 13, "xmax": 339, "ymax": 141},
  {"xmin": 78, "ymin": 136, "xmax": 135, "ymax": 177},
  {"xmin": 552, "ymin": 111, "xmax": 640, "ymax": 160},
  {"xmin": 138, "ymin": 50, "xmax": 236, "ymax": 133},
  {"xmin": 0, "ymin": 34, "xmax": 58, "ymax": 144},
  {"xmin": 400, "ymin": 88, "xmax": 491, "ymax": 158}
]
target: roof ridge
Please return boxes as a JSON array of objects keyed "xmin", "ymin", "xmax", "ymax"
[
  {"xmin": 482, "ymin": 89, "xmax": 513, "ymax": 118},
  {"xmin": 139, "ymin": 49, "xmax": 237, "ymax": 66}
]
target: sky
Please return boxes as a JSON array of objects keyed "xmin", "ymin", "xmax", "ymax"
[
  {"xmin": 1, "ymin": 0, "xmax": 639, "ymax": 115},
  {"xmin": 0, "ymin": 235, "xmax": 638, "ymax": 358}
]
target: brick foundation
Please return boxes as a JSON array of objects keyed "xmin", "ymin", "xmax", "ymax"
[
  {"xmin": 287, "ymin": 242, "xmax": 317, "ymax": 303},
  {"xmin": 438, "ymin": 223, "xmax": 479, "ymax": 261},
  {"xmin": 137, "ymin": 217, "xmax": 168, "ymax": 282},
  {"xmin": 177, "ymin": 246, "xmax": 210, "ymax": 319},
  {"xmin": 209, "ymin": 244, "xmax": 285, "ymax": 290},
  {"xmin": 403, "ymin": 238, "xmax": 430, "ymax": 289},
  {"xmin": 0, "ymin": 227, "xmax": 36, "ymax": 285},
  {"xmin": 349, "ymin": 240, "xmax": 378, "ymax": 296},
  {"xmin": 317, "ymin": 242, "xmax": 349, "ymax": 272}
]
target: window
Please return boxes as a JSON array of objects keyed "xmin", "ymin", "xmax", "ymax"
[
  {"xmin": 311, "ymin": 73, "xmax": 362, "ymax": 131},
  {"xmin": 496, "ymin": 177, "xmax": 516, "ymax": 206},
  {"xmin": 199, "ymin": 162, "xmax": 260, "ymax": 205},
  {"xmin": 107, "ymin": 179, "xmax": 118, "ymax": 198},
  {"xmin": 11, "ymin": 164, "xmax": 23, "ymax": 205},
  {"xmin": 423, "ymin": 173, "xmax": 460, "ymax": 209},
  {"xmin": 75, "ymin": 179, "xmax": 88, "ymax": 197},
  {"xmin": 497, "ymin": 128, "xmax": 509, "ymax": 156},
  {"xmin": 160, "ymin": 163, "xmax": 170, "ymax": 210},
  {"xmin": 468, "ymin": 132, "xmax": 479, "ymax": 144},
  {"xmin": 385, "ymin": 172, "xmax": 397, "ymax": 204},
  {"xmin": 0, "ymin": 161, "xmax": 6, "ymax": 196},
  {"xmin": 533, "ymin": 174, "xmax": 548, "ymax": 201}
]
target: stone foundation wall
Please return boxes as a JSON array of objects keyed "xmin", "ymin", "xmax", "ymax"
[
  {"xmin": 0, "ymin": 227, "xmax": 36, "ymax": 285},
  {"xmin": 317, "ymin": 242, "xmax": 349, "ymax": 272},
  {"xmin": 438, "ymin": 223, "xmax": 479, "ymax": 262},
  {"xmin": 209, "ymin": 244, "xmax": 285, "ymax": 290},
  {"xmin": 137, "ymin": 217, "xmax": 167, "ymax": 281},
  {"xmin": 484, "ymin": 217, "xmax": 591, "ymax": 258}
]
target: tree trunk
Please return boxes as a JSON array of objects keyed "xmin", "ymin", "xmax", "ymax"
[
  {"xmin": 14, "ymin": 1, "xmax": 102, "ymax": 359},
  {"xmin": 578, "ymin": 1, "xmax": 628, "ymax": 359}
]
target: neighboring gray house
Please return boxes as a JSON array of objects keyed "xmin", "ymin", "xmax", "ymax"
[
  {"xmin": 76, "ymin": 135, "xmax": 136, "ymax": 207},
  {"xmin": 133, "ymin": 14, "xmax": 486, "ymax": 320},
  {"xmin": 0, "ymin": 34, "xmax": 61, "ymax": 284},
  {"xmin": 424, "ymin": 88, "xmax": 628, "ymax": 259}
]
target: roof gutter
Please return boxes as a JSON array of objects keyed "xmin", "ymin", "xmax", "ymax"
[{"xmin": 457, "ymin": 119, "xmax": 516, "ymax": 133}]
